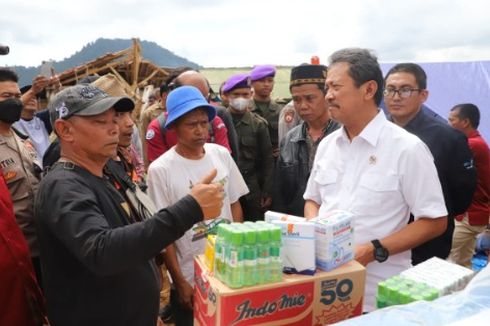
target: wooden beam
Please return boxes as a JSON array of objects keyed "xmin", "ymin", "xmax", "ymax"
[{"xmin": 130, "ymin": 38, "xmax": 141, "ymax": 93}]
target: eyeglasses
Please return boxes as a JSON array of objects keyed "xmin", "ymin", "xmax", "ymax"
[{"xmin": 383, "ymin": 87, "xmax": 421, "ymax": 99}]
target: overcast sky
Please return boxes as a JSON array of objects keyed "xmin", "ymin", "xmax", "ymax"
[{"xmin": 2, "ymin": 0, "xmax": 490, "ymax": 68}]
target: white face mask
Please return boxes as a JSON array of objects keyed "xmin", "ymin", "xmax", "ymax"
[{"xmin": 230, "ymin": 97, "xmax": 249, "ymax": 112}]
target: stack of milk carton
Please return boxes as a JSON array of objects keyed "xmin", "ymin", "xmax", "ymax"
[{"xmin": 265, "ymin": 210, "xmax": 354, "ymax": 274}]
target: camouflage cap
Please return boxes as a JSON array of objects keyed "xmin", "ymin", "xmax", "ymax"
[{"xmin": 48, "ymin": 84, "xmax": 134, "ymax": 126}]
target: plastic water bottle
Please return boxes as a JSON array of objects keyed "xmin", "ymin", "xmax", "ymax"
[
  {"xmin": 214, "ymin": 224, "xmax": 227, "ymax": 279},
  {"xmin": 269, "ymin": 225, "xmax": 283, "ymax": 282},
  {"xmin": 226, "ymin": 226, "xmax": 244, "ymax": 288},
  {"xmin": 256, "ymin": 225, "xmax": 271, "ymax": 284},
  {"xmin": 243, "ymin": 226, "xmax": 258, "ymax": 286}
]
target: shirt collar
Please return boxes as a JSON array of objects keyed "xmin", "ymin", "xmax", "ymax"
[
  {"xmin": 338, "ymin": 110, "xmax": 386, "ymax": 147},
  {"xmin": 468, "ymin": 130, "xmax": 481, "ymax": 139}
]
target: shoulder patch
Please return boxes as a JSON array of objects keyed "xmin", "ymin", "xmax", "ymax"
[
  {"xmin": 146, "ymin": 129, "xmax": 155, "ymax": 140},
  {"xmin": 3, "ymin": 170, "xmax": 17, "ymax": 182}
]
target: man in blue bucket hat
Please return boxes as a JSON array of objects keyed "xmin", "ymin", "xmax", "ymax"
[{"xmin": 148, "ymin": 85, "xmax": 248, "ymax": 325}]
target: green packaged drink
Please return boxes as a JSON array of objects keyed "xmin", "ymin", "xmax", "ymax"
[
  {"xmin": 243, "ymin": 227, "xmax": 258, "ymax": 286},
  {"xmin": 214, "ymin": 224, "xmax": 227, "ymax": 280},
  {"xmin": 226, "ymin": 226, "xmax": 245, "ymax": 288},
  {"xmin": 376, "ymin": 281, "xmax": 389, "ymax": 308},
  {"xmin": 269, "ymin": 225, "xmax": 283, "ymax": 282},
  {"xmin": 256, "ymin": 226, "xmax": 271, "ymax": 284}
]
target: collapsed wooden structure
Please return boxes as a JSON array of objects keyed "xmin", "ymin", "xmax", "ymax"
[{"xmin": 56, "ymin": 38, "xmax": 170, "ymax": 101}]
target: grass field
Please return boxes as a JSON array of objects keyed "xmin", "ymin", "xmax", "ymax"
[{"xmin": 201, "ymin": 66, "xmax": 293, "ymax": 100}]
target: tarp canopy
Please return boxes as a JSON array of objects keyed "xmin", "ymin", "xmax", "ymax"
[{"xmin": 381, "ymin": 61, "xmax": 490, "ymax": 142}]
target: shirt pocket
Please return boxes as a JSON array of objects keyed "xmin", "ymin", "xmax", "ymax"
[
  {"xmin": 354, "ymin": 173, "xmax": 399, "ymax": 215},
  {"xmin": 314, "ymin": 168, "xmax": 338, "ymax": 203}
]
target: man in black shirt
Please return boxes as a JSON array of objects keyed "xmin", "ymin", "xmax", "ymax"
[
  {"xmin": 273, "ymin": 64, "xmax": 340, "ymax": 216},
  {"xmin": 384, "ymin": 63, "xmax": 476, "ymax": 265},
  {"xmin": 35, "ymin": 85, "xmax": 224, "ymax": 326}
]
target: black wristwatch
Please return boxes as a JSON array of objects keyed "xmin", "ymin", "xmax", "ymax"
[{"xmin": 371, "ymin": 239, "xmax": 389, "ymax": 263}]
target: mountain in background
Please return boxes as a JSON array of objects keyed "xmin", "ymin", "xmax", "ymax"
[{"xmin": 10, "ymin": 38, "xmax": 201, "ymax": 86}]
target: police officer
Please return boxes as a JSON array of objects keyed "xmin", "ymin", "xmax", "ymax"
[
  {"xmin": 222, "ymin": 73, "xmax": 274, "ymax": 221},
  {"xmin": 0, "ymin": 68, "xmax": 43, "ymax": 284},
  {"xmin": 250, "ymin": 65, "xmax": 283, "ymax": 158}
]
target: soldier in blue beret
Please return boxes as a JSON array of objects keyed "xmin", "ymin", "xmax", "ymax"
[{"xmin": 222, "ymin": 73, "xmax": 274, "ymax": 221}]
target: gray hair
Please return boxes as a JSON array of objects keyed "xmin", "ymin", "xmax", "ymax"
[{"xmin": 329, "ymin": 48, "xmax": 384, "ymax": 106}]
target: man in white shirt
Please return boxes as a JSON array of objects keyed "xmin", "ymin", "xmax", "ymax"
[
  {"xmin": 147, "ymin": 85, "xmax": 248, "ymax": 325},
  {"xmin": 303, "ymin": 48, "xmax": 448, "ymax": 312}
]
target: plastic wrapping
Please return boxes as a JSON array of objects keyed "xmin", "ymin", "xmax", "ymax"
[{"xmin": 335, "ymin": 264, "xmax": 490, "ymax": 325}]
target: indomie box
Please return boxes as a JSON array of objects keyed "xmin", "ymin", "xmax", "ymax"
[{"xmin": 194, "ymin": 255, "xmax": 365, "ymax": 326}]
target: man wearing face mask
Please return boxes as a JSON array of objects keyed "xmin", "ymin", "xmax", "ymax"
[
  {"xmin": 0, "ymin": 68, "xmax": 43, "ymax": 285},
  {"xmin": 222, "ymin": 73, "xmax": 274, "ymax": 220}
]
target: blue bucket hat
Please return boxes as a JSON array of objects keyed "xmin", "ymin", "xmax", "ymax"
[{"xmin": 165, "ymin": 85, "xmax": 216, "ymax": 129}]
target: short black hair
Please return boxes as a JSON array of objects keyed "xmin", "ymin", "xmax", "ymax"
[
  {"xmin": 451, "ymin": 103, "xmax": 480, "ymax": 129},
  {"xmin": 159, "ymin": 83, "xmax": 169, "ymax": 97},
  {"xmin": 0, "ymin": 68, "xmax": 19, "ymax": 83},
  {"xmin": 385, "ymin": 63, "xmax": 427, "ymax": 90},
  {"xmin": 329, "ymin": 48, "xmax": 384, "ymax": 106}
]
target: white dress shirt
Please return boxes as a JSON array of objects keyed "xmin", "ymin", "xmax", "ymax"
[{"xmin": 304, "ymin": 110, "xmax": 447, "ymax": 311}]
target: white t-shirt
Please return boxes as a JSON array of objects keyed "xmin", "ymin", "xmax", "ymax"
[
  {"xmin": 304, "ymin": 111, "xmax": 447, "ymax": 311},
  {"xmin": 14, "ymin": 117, "xmax": 50, "ymax": 162},
  {"xmin": 147, "ymin": 143, "xmax": 249, "ymax": 284}
]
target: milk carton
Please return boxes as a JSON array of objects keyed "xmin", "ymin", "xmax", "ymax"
[
  {"xmin": 271, "ymin": 220, "xmax": 316, "ymax": 275},
  {"xmin": 312, "ymin": 210, "xmax": 354, "ymax": 271}
]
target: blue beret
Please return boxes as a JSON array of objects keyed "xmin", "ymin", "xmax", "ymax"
[
  {"xmin": 222, "ymin": 73, "xmax": 251, "ymax": 93},
  {"xmin": 250, "ymin": 65, "xmax": 276, "ymax": 81}
]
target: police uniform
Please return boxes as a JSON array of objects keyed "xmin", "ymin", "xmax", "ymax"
[
  {"xmin": 0, "ymin": 129, "xmax": 41, "ymax": 256},
  {"xmin": 141, "ymin": 102, "xmax": 164, "ymax": 134}
]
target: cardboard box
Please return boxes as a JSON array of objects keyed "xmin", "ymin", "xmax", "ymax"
[
  {"xmin": 264, "ymin": 210, "xmax": 306, "ymax": 223},
  {"xmin": 194, "ymin": 255, "xmax": 366, "ymax": 326}
]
